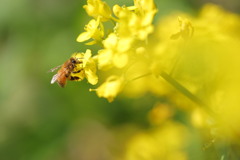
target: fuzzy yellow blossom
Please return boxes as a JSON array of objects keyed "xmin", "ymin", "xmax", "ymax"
[
  {"xmin": 133, "ymin": 0, "xmax": 157, "ymax": 25},
  {"xmin": 113, "ymin": 0, "xmax": 156, "ymax": 40},
  {"xmin": 76, "ymin": 17, "xmax": 104, "ymax": 44},
  {"xmin": 197, "ymin": 4, "xmax": 240, "ymax": 39},
  {"xmin": 191, "ymin": 108, "xmax": 209, "ymax": 128},
  {"xmin": 83, "ymin": 0, "xmax": 112, "ymax": 22},
  {"xmin": 90, "ymin": 76, "xmax": 124, "ymax": 102},
  {"xmin": 98, "ymin": 33, "xmax": 131, "ymax": 69},
  {"xmin": 70, "ymin": 49, "xmax": 98, "ymax": 85},
  {"xmin": 125, "ymin": 122, "xmax": 188, "ymax": 160},
  {"xmin": 170, "ymin": 17, "xmax": 194, "ymax": 40},
  {"xmin": 148, "ymin": 103, "xmax": 174, "ymax": 125},
  {"xmin": 134, "ymin": 0, "xmax": 157, "ymax": 12}
]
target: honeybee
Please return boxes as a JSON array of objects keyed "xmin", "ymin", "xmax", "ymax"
[{"xmin": 50, "ymin": 57, "xmax": 82, "ymax": 87}]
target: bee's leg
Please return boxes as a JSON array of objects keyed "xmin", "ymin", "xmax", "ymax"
[
  {"xmin": 69, "ymin": 76, "xmax": 81, "ymax": 81},
  {"xmin": 76, "ymin": 61, "xmax": 83, "ymax": 64},
  {"xmin": 72, "ymin": 69, "xmax": 83, "ymax": 74},
  {"xmin": 65, "ymin": 73, "xmax": 70, "ymax": 78},
  {"xmin": 69, "ymin": 69, "xmax": 83, "ymax": 81}
]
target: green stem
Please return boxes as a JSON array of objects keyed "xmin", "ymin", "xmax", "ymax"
[
  {"xmin": 110, "ymin": 16, "xmax": 119, "ymax": 23},
  {"xmin": 160, "ymin": 71, "xmax": 214, "ymax": 115},
  {"xmin": 125, "ymin": 70, "xmax": 214, "ymax": 115},
  {"xmin": 130, "ymin": 73, "xmax": 151, "ymax": 82},
  {"xmin": 125, "ymin": 72, "xmax": 151, "ymax": 84}
]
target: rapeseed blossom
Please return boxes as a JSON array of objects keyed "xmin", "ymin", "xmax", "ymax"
[
  {"xmin": 170, "ymin": 16, "xmax": 194, "ymax": 40},
  {"xmin": 98, "ymin": 33, "xmax": 131, "ymax": 69},
  {"xmin": 70, "ymin": 50, "xmax": 98, "ymax": 85},
  {"xmin": 52, "ymin": 0, "xmax": 240, "ymax": 158},
  {"xmin": 90, "ymin": 75, "xmax": 124, "ymax": 102},
  {"xmin": 125, "ymin": 122, "xmax": 189, "ymax": 160},
  {"xmin": 76, "ymin": 17, "xmax": 104, "ymax": 44},
  {"xmin": 83, "ymin": 0, "xmax": 112, "ymax": 21},
  {"xmin": 74, "ymin": 1, "xmax": 240, "ymax": 134}
]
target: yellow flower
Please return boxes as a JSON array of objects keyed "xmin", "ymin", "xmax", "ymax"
[
  {"xmin": 76, "ymin": 17, "xmax": 104, "ymax": 44},
  {"xmin": 97, "ymin": 33, "xmax": 131, "ymax": 69},
  {"xmin": 97, "ymin": 49, "xmax": 113, "ymax": 70},
  {"xmin": 90, "ymin": 76, "xmax": 124, "ymax": 102},
  {"xmin": 83, "ymin": 0, "xmax": 112, "ymax": 22},
  {"xmin": 70, "ymin": 49, "xmax": 98, "ymax": 85},
  {"xmin": 134, "ymin": 0, "xmax": 157, "ymax": 13},
  {"xmin": 133, "ymin": 0, "xmax": 157, "ymax": 25},
  {"xmin": 197, "ymin": 4, "xmax": 240, "ymax": 39},
  {"xmin": 113, "ymin": 3, "xmax": 156, "ymax": 41},
  {"xmin": 125, "ymin": 122, "xmax": 188, "ymax": 160},
  {"xmin": 148, "ymin": 103, "xmax": 174, "ymax": 125},
  {"xmin": 112, "ymin": 4, "xmax": 123, "ymax": 18},
  {"xmin": 112, "ymin": 53, "xmax": 128, "ymax": 68},
  {"xmin": 170, "ymin": 16, "xmax": 194, "ymax": 40}
]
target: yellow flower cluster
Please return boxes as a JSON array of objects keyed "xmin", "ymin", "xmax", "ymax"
[
  {"xmin": 75, "ymin": 0, "xmax": 157, "ymax": 102},
  {"xmin": 73, "ymin": 1, "xmax": 240, "ymax": 114},
  {"xmin": 122, "ymin": 4, "xmax": 240, "ymax": 159},
  {"xmin": 125, "ymin": 122, "xmax": 188, "ymax": 160},
  {"xmin": 51, "ymin": 0, "xmax": 240, "ymax": 158},
  {"xmin": 70, "ymin": 2, "xmax": 240, "ymax": 154},
  {"xmin": 76, "ymin": 17, "xmax": 104, "ymax": 45}
]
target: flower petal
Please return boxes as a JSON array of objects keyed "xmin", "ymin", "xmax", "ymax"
[{"xmin": 76, "ymin": 32, "xmax": 92, "ymax": 42}]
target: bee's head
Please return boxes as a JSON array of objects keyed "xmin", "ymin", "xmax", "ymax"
[
  {"xmin": 71, "ymin": 58, "xmax": 77, "ymax": 64},
  {"xmin": 70, "ymin": 57, "xmax": 82, "ymax": 64}
]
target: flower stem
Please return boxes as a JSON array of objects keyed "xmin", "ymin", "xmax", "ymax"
[
  {"xmin": 125, "ymin": 72, "xmax": 151, "ymax": 84},
  {"xmin": 131, "ymin": 73, "xmax": 152, "ymax": 82},
  {"xmin": 110, "ymin": 16, "xmax": 119, "ymax": 23},
  {"xmin": 160, "ymin": 71, "xmax": 214, "ymax": 115}
]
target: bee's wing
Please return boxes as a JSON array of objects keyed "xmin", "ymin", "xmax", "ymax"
[
  {"xmin": 50, "ymin": 67, "xmax": 68, "ymax": 85},
  {"xmin": 51, "ymin": 73, "xmax": 59, "ymax": 84},
  {"xmin": 48, "ymin": 65, "xmax": 62, "ymax": 73}
]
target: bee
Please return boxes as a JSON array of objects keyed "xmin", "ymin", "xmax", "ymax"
[{"xmin": 50, "ymin": 57, "xmax": 82, "ymax": 87}]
